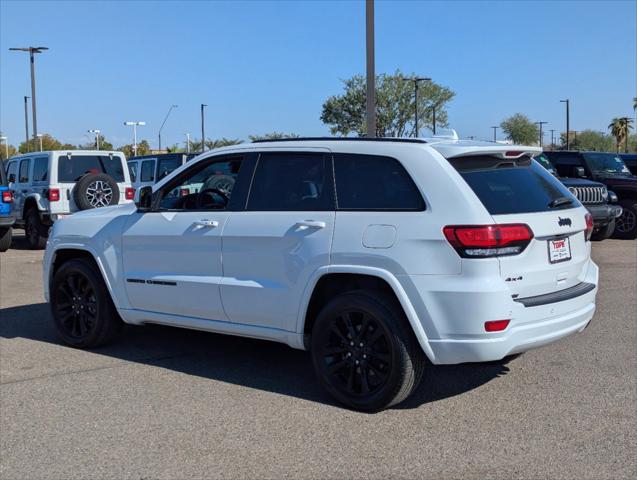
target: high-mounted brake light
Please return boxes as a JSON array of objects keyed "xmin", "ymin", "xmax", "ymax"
[
  {"xmin": 443, "ymin": 224, "xmax": 533, "ymax": 258},
  {"xmin": 1, "ymin": 190, "xmax": 13, "ymax": 203},
  {"xmin": 125, "ymin": 187, "xmax": 135, "ymax": 200},
  {"xmin": 584, "ymin": 213, "xmax": 593, "ymax": 241},
  {"xmin": 485, "ymin": 320, "xmax": 510, "ymax": 332},
  {"xmin": 504, "ymin": 151, "xmax": 525, "ymax": 158},
  {"xmin": 47, "ymin": 188, "xmax": 60, "ymax": 202}
]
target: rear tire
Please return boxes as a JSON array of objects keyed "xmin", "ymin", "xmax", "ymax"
[
  {"xmin": 311, "ymin": 290, "xmax": 426, "ymax": 412},
  {"xmin": 613, "ymin": 200, "xmax": 637, "ymax": 239},
  {"xmin": 591, "ymin": 219, "xmax": 615, "ymax": 241},
  {"xmin": 0, "ymin": 227, "xmax": 12, "ymax": 252},
  {"xmin": 50, "ymin": 258, "xmax": 123, "ymax": 348},
  {"xmin": 25, "ymin": 209, "xmax": 48, "ymax": 250}
]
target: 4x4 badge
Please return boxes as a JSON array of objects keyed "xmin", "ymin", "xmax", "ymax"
[{"xmin": 558, "ymin": 217, "xmax": 572, "ymax": 227}]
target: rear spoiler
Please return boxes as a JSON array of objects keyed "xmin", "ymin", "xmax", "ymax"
[{"xmin": 430, "ymin": 142, "xmax": 541, "ymax": 159}]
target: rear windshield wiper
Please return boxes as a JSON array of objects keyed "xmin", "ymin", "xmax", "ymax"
[{"xmin": 548, "ymin": 197, "xmax": 574, "ymax": 209}]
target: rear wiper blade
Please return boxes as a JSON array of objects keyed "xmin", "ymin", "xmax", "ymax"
[{"xmin": 548, "ymin": 197, "xmax": 573, "ymax": 208}]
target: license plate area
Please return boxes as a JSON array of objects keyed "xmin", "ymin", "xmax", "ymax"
[{"xmin": 548, "ymin": 236, "xmax": 572, "ymax": 264}]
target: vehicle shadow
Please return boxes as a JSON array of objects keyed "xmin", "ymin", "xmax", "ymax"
[
  {"xmin": 6, "ymin": 231, "xmax": 32, "ymax": 251},
  {"xmin": 0, "ymin": 302, "xmax": 512, "ymax": 411}
]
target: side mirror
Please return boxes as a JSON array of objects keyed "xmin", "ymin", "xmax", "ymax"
[
  {"xmin": 136, "ymin": 186, "xmax": 154, "ymax": 210},
  {"xmin": 574, "ymin": 166, "xmax": 586, "ymax": 178}
]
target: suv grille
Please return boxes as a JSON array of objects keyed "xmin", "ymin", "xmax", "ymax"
[{"xmin": 568, "ymin": 186, "xmax": 607, "ymax": 204}]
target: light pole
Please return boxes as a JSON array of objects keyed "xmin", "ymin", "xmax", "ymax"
[
  {"xmin": 158, "ymin": 104, "xmax": 178, "ymax": 151},
  {"xmin": 431, "ymin": 102, "xmax": 437, "ymax": 135},
  {"xmin": 124, "ymin": 121, "xmax": 145, "ymax": 157},
  {"xmin": 36, "ymin": 133, "xmax": 43, "ymax": 152},
  {"xmin": 399, "ymin": 76, "xmax": 431, "ymax": 137},
  {"xmin": 200, "ymin": 104, "xmax": 207, "ymax": 152},
  {"xmin": 549, "ymin": 129, "xmax": 556, "ymax": 149},
  {"xmin": 185, "ymin": 133, "xmax": 191, "ymax": 153},
  {"xmin": 535, "ymin": 121, "xmax": 548, "ymax": 148},
  {"xmin": 9, "ymin": 47, "xmax": 48, "ymax": 143},
  {"xmin": 88, "ymin": 129, "xmax": 101, "ymax": 150},
  {"xmin": 24, "ymin": 96, "xmax": 30, "ymax": 150},
  {"xmin": 491, "ymin": 126, "xmax": 498, "ymax": 142},
  {"xmin": 0, "ymin": 136, "xmax": 8, "ymax": 159},
  {"xmin": 365, "ymin": 0, "xmax": 376, "ymax": 138},
  {"xmin": 560, "ymin": 99, "xmax": 570, "ymax": 150}
]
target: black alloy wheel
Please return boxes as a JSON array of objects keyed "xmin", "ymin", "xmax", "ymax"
[{"xmin": 53, "ymin": 271, "xmax": 99, "ymax": 340}]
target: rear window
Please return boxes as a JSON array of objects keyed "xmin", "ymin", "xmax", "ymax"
[
  {"xmin": 57, "ymin": 155, "xmax": 125, "ymax": 182},
  {"xmin": 451, "ymin": 156, "xmax": 576, "ymax": 215}
]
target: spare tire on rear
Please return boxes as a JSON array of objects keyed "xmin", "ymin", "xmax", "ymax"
[{"xmin": 74, "ymin": 173, "xmax": 120, "ymax": 210}]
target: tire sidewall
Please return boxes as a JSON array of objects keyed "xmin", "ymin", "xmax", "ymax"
[
  {"xmin": 614, "ymin": 200, "xmax": 637, "ymax": 239},
  {"xmin": 50, "ymin": 260, "xmax": 111, "ymax": 348},
  {"xmin": 25, "ymin": 209, "xmax": 46, "ymax": 249},
  {"xmin": 311, "ymin": 292, "xmax": 411, "ymax": 412},
  {"xmin": 0, "ymin": 226, "xmax": 11, "ymax": 252}
]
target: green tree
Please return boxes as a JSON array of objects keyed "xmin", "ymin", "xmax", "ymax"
[
  {"xmin": 248, "ymin": 132, "xmax": 299, "ymax": 142},
  {"xmin": 321, "ymin": 70, "xmax": 454, "ymax": 137},
  {"xmin": 79, "ymin": 134, "xmax": 114, "ymax": 151},
  {"xmin": 500, "ymin": 114, "xmax": 539, "ymax": 145},
  {"xmin": 0, "ymin": 142, "xmax": 18, "ymax": 161},
  {"xmin": 608, "ymin": 117, "xmax": 634, "ymax": 153},
  {"xmin": 118, "ymin": 139, "xmax": 151, "ymax": 158},
  {"xmin": 165, "ymin": 143, "xmax": 183, "ymax": 153},
  {"xmin": 19, "ymin": 133, "xmax": 76, "ymax": 153},
  {"xmin": 567, "ymin": 130, "xmax": 615, "ymax": 152},
  {"xmin": 627, "ymin": 133, "xmax": 637, "ymax": 153},
  {"xmin": 205, "ymin": 138, "xmax": 244, "ymax": 149}
]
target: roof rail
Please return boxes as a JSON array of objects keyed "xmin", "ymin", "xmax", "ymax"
[{"xmin": 251, "ymin": 137, "xmax": 427, "ymax": 144}]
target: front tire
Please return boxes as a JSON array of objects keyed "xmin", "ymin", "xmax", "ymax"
[
  {"xmin": 25, "ymin": 209, "xmax": 48, "ymax": 250},
  {"xmin": 50, "ymin": 258, "xmax": 123, "ymax": 348},
  {"xmin": 0, "ymin": 227, "xmax": 12, "ymax": 252},
  {"xmin": 311, "ymin": 290, "xmax": 426, "ymax": 412},
  {"xmin": 614, "ymin": 199, "xmax": 637, "ymax": 239}
]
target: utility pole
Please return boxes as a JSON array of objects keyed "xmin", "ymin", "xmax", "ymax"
[
  {"xmin": 200, "ymin": 104, "xmax": 207, "ymax": 152},
  {"xmin": 491, "ymin": 126, "xmax": 498, "ymax": 142},
  {"xmin": 365, "ymin": 0, "xmax": 376, "ymax": 137},
  {"xmin": 400, "ymin": 76, "xmax": 431, "ymax": 137},
  {"xmin": 158, "ymin": 104, "xmax": 178, "ymax": 151},
  {"xmin": 535, "ymin": 121, "xmax": 548, "ymax": 148},
  {"xmin": 431, "ymin": 103, "xmax": 437, "ymax": 135},
  {"xmin": 9, "ymin": 47, "xmax": 48, "ymax": 143},
  {"xmin": 88, "ymin": 129, "xmax": 101, "ymax": 150},
  {"xmin": 185, "ymin": 133, "xmax": 191, "ymax": 153},
  {"xmin": 36, "ymin": 134, "xmax": 43, "ymax": 152},
  {"xmin": 24, "ymin": 96, "xmax": 30, "ymax": 150},
  {"xmin": 549, "ymin": 129, "xmax": 556, "ymax": 149},
  {"xmin": 560, "ymin": 99, "xmax": 570, "ymax": 149},
  {"xmin": 124, "ymin": 121, "xmax": 145, "ymax": 157}
]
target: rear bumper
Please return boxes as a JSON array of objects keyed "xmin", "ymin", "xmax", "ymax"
[{"xmin": 0, "ymin": 215, "xmax": 15, "ymax": 227}]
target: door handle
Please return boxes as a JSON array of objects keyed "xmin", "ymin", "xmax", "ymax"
[
  {"xmin": 193, "ymin": 219, "xmax": 219, "ymax": 228},
  {"xmin": 296, "ymin": 220, "xmax": 326, "ymax": 230}
]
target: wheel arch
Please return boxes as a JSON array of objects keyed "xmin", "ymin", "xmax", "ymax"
[
  {"xmin": 297, "ymin": 266, "xmax": 436, "ymax": 363},
  {"xmin": 23, "ymin": 194, "xmax": 44, "ymax": 215}
]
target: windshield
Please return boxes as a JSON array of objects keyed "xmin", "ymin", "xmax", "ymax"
[
  {"xmin": 57, "ymin": 155, "xmax": 125, "ymax": 182},
  {"xmin": 583, "ymin": 152, "xmax": 631, "ymax": 175},
  {"xmin": 534, "ymin": 153, "xmax": 558, "ymax": 176},
  {"xmin": 157, "ymin": 157, "xmax": 183, "ymax": 181}
]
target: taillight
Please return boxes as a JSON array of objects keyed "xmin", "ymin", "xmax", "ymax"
[
  {"xmin": 47, "ymin": 188, "xmax": 60, "ymax": 202},
  {"xmin": 125, "ymin": 187, "xmax": 135, "ymax": 200},
  {"xmin": 179, "ymin": 188, "xmax": 190, "ymax": 197},
  {"xmin": 443, "ymin": 224, "xmax": 533, "ymax": 258},
  {"xmin": 584, "ymin": 213, "xmax": 593, "ymax": 241},
  {"xmin": 485, "ymin": 320, "xmax": 510, "ymax": 332},
  {"xmin": 1, "ymin": 190, "xmax": 13, "ymax": 203}
]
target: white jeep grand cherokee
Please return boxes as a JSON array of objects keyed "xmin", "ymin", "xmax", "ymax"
[{"xmin": 43, "ymin": 138, "xmax": 598, "ymax": 411}]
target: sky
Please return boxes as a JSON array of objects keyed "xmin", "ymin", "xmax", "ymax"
[{"xmin": 1, "ymin": 0, "xmax": 636, "ymax": 150}]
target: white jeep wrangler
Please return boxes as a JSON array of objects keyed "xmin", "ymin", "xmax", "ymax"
[
  {"xmin": 43, "ymin": 138, "xmax": 598, "ymax": 411},
  {"xmin": 5, "ymin": 150, "xmax": 134, "ymax": 249}
]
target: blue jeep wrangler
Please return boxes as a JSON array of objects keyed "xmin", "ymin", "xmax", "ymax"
[{"xmin": 1, "ymin": 163, "xmax": 14, "ymax": 251}]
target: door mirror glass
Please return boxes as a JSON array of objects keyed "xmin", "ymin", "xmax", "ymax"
[
  {"xmin": 573, "ymin": 166, "xmax": 586, "ymax": 177},
  {"xmin": 136, "ymin": 186, "xmax": 153, "ymax": 210}
]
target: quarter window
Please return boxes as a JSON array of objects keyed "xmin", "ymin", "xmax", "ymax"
[
  {"xmin": 140, "ymin": 160, "xmax": 156, "ymax": 182},
  {"xmin": 128, "ymin": 162, "xmax": 137, "ymax": 182},
  {"xmin": 333, "ymin": 154, "xmax": 425, "ymax": 210},
  {"xmin": 6, "ymin": 162, "xmax": 18, "ymax": 183},
  {"xmin": 247, "ymin": 153, "xmax": 333, "ymax": 211},
  {"xmin": 32, "ymin": 157, "xmax": 49, "ymax": 182},
  {"xmin": 19, "ymin": 159, "xmax": 30, "ymax": 183}
]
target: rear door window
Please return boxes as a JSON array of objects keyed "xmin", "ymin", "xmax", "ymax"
[
  {"xmin": 19, "ymin": 159, "xmax": 30, "ymax": 183},
  {"xmin": 140, "ymin": 160, "xmax": 155, "ymax": 182},
  {"xmin": 334, "ymin": 153, "xmax": 425, "ymax": 210},
  {"xmin": 247, "ymin": 152, "xmax": 333, "ymax": 211},
  {"xmin": 157, "ymin": 157, "xmax": 183, "ymax": 181},
  {"xmin": 32, "ymin": 156, "xmax": 49, "ymax": 182},
  {"xmin": 6, "ymin": 162, "xmax": 17, "ymax": 184},
  {"xmin": 57, "ymin": 154, "xmax": 125, "ymax": 182},
  {"xmin": 450, "ymin": 156, "xmax": 576, "ymax": 215}
]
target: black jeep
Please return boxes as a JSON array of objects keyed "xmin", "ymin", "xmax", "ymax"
[
  {"xmin": 535, "ymin": 153, "xmax": 622, "ymax": 241},
  {"xmin": 544, "ymin": 151, "xmax": 637, "ymax": 239}
]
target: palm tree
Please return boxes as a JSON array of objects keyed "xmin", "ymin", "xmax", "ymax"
[{"xmin": 609, "ymin": 117, "xmax": 634, "ymax": 153}]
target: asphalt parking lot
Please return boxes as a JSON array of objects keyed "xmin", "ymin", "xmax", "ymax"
[{"xmin": 1, "ymin": 234, "xmax": 635, "ymax": 480}]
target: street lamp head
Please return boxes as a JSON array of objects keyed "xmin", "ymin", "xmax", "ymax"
[
  {"xmin": 88, "ymin": 129, "xmax": 101, "ymax": 134},
  {"xmin": 36, "ymin": 134, "xmax": 43, "ymax": 138},
  {"xmin": 414, "ymin": 77, "xmax": 432, "ymax": 82},
  {"xmin": 124, "ymin": 121, "xmax": 145, "ymax": 126},
  {"xmin": 9, "ymin": 47, "xmax": 48, "ymax": 53},
  {"xmin": 0, "ymin": 136, "xmax": 7, "ymax": 141}
]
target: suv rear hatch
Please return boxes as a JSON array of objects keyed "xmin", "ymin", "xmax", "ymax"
[
  {"xmin": 53, "ymin": 152, "xmax": 130, "ymax": 214},
  {"xmin": 437, "ymin": 145, "xmax": 591, "ymax": 301}
]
